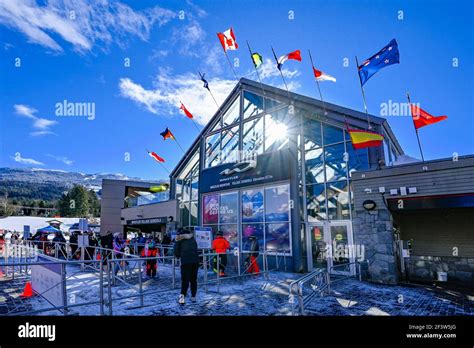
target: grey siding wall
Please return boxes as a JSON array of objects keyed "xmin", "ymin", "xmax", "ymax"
[{"xmin": 121, "ymin": 200, "xmax": 178, "ymax": 223}]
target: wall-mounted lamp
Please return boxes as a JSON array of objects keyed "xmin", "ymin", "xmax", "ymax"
[{"xmin": 363, "ymin": 200, "xmax": 377, "ymax": 211}]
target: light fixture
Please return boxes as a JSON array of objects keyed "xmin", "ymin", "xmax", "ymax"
[{"xmin": 362, "ymin": 200, "xmax": 376, "ymax": 211}]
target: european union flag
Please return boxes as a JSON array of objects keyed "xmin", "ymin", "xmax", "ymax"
[{"xmin": 358, "ymin": 39, "xmax": 400, "ymax": 86}]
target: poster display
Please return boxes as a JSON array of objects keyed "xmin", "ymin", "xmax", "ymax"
[
  {"xmin": 202, "ymin": 194, "xmax": 219, "ymax": 224},
  {"xmin": 194, "ymin": 227, "xmax": 212, "ymax": 249}
]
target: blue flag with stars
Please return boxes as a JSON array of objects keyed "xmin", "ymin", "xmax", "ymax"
[{"xmin": 358, "ymin": 39, "xmax": 400, "ymax": 86}]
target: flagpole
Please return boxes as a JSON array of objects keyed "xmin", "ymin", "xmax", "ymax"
[
  {"xmin": 271, "ymin": 46, "xmax": 291, "ymax": 98},
  {"xmin": 355, "ymin": 56, "xmax": 372, "ymax": 129},
  {"xmin": 343, "ymin": 118, "xmax": 362, "ymax": 167},
  {"xmin": 146, "ymin": 149, "xmax": 170, "ymax": 174},
  {"xmin": 308, "ymin": 49, "xmax": 328, "ymax": 116},
  {"xmin": 198, "ymin": 71, "xmax": 220, "ymax": 109},
  {"xmin": 246, "ymin": 40, "xmax": 266, "ymax": 96},
  {"xmin": 173, "ymin": 138, "xmax": 187, "ymax": 154},
  {"xmin": 406, "ymin": 92, "xmax": 425, "ymax": 162},
  {"xmin": 218, "ymin": 35, "xmax": 239, "ymax": 81}
]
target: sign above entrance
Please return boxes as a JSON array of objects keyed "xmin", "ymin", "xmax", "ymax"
[
  {"xmin": 127, "ymin": 217, "xmax": 168, "ymax": 225},
  {"xmin": 200, "ymin": 149, "xmax": 293, "ymax": 193}
]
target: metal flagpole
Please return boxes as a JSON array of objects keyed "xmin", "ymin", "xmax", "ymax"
[
  {"xmin": 173, "ymin": 138, "xmax": 187, "ymax": 155},
  {"xmin": 355, "ymin": 56, "xmax": 372, "ymax": 129},
  {"xmin": 308, "ymin": 49, "xmax": 328, "ymax": 116},
  {"xmin": 271, "ymin": 46, "xmax": 291, "ymax": 98},
  {"xmin": 146, "ymin": 150, "xmax": 171, "ymax": 174},
  {"xmin": 406, "ymin": 92, "xmax": 425, "ymax": 162},
  {"xmin": 224, "ymin": 51, "xmax": 239, "ymax": 81},
  {"xmin": 246, "ymin": 40, "xmax": 266, "ymax": 96}
]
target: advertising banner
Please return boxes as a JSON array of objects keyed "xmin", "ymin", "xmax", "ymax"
[{"xmin": 194, "ymin": 227, "xmax": 212, "ymax": 249}]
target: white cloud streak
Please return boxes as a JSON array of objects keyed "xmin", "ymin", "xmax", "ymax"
[
  {"xmin": 0, "ymin": 0, "xmax": 176, "ymax": 52},
  {"xmin": 14, "ymin": 103, "xmax": 57, "ymax": 136},
  {"xmin": 12, "ymin": 153, "xmax": 44, "ymax": 166},
  {"xmin": 46, "ymin": 154, "xmax": 73, "ymax": 165}
]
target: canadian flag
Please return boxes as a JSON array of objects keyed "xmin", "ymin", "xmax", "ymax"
[
  {"xmin": 147, "ymin": 150, "xmax": 165, "ymax": 163},
  {"xmin": 217, "ymin": 28, "xmax": 238, "ymax": 52},
  {"xmin": 313, "ymin": 67, "xmax": 336, "ymax": 82},
  {"xmin": 276, "ymin": 50, "xmax": 302, "ymax": 70}
]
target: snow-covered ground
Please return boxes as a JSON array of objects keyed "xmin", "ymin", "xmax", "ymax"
[{"xmin": 0, "ymin": 216, "xmax": 81, "ymax": 234}]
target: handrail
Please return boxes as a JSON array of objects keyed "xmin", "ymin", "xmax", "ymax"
[{"xmin": 289, "ymin": 261, "xmax": 362, "ymax": 316}]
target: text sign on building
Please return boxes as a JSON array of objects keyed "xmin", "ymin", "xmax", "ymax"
[
  {"xmin": 127, "ymin": 217, "xmax": 168, "ymax": 225},
  {"xmin": 31, "ymin": 255, "xmax": 65, "ymax": 308},
  {"xmin": 200, "ymin": 149, "xmax": 292, "ymax": 193},
  {"xmin": 194, "ymin": 227, "xmax": 213, "ymax": 249}
]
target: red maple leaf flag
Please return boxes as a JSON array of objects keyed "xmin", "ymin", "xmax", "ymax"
[
  {"xmin": 180, "ymin": 103, "xmax": 193, "ymax": 119},
  {"xmin": 147, "ymin": 150, "xmax": 165, "ymax": 163},
  {"xmin": 410, "ymin": 104, "xmax": 448, "ymax": 130},
  {"xmin": 217, "ymin": 28, "xmax": 238, "ymax": 52}
]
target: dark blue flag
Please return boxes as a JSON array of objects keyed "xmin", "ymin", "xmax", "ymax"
[
  {"xmin": 199, "ymin": 71, "xmax": 210, "ymax": 91},
  {"xmin": 358, "ymin": 39, "xmax": 400, "ymax": 86}
]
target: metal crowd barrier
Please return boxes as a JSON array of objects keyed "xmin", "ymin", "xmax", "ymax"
[{"xmin": 288, "ymin": 261, "xmax": 361, "ymax": 316}]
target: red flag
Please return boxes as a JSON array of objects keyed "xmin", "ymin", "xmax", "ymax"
[
  {"xmin": 180, "ymin": 103, "xmax": 193, "ymax": 119},
  {"xmin": 147, "ymin": 150, "xmax": 165, "ymax": 163},
  {"xmin": 312, "ymin": 67, "xmax": 336, "ymax": 82},
  {"xmin": 277, "ymin": 50, "xmax": 301, "ymax": 70},
  {"xmin": 410, "ymin": 104, "xmax": 448, "ymax": 130},
  {"xmin": 217, "ymin": 28, "xmax": 238, "ymax": 52}
]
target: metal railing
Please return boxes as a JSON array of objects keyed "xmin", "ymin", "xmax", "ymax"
[
  {"xmin": 0, "ymin": 240, "xmax": 288, "ymax": 316},
  {"xmin": 289, "ymin": 261, "xmax": 361, "ymax": 316}
]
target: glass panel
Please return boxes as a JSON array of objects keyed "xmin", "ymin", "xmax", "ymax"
[
  {"xmin": 305, "ymin": 148, "xmax": 324, "ymax": 184},
  {"xmin": 326, "ymin": 181, "xmax": 350, "ymax": 220},
  {"xmin": 323, "ymin": 124, "xmax": 344, "ymax": 145},
  {"xmin": 175, "ymin": 179, "xmax": 183, "ymax": 200},
  {"xmin": 222, "ymin": 97, "xmax": 240, "ymax": 127},
  {"xmin": 265, "ymin": 108, "xmax": 290, "ymax": 152},
  {"xmin": 242, "ymin": 117, "xmax": 264, "ymax": 157},
  {"xmin": 182, "ymin": 178, "xmax": 191, "ymax": 202},
  {"xmin": 205, "ymin": 132, "xmax": 221, "ymax": 168},
  {"xmin": 347, "ymin": 146, "xmax": 369, "ymax": 177},
  {"xmin": 266, "ymin": 222, "xmax": 290, "ymax": 253},
  {"xmin": 219, "ymin": 192, "xmax": 238, "ymax": 224},
  {"xmin": 202, "ymin": 194, "xmax": 219, "ymax": 224},
  {"xmin": 180, "ymin": 203, "xmax": 190, "ymax": 227},
  {"xmin": 220, "ymin": 224, "xmax": 239, "ymax": 249},
  {"xmin": 264, "ymin": 184, "xmax": 290, "ymax": 222},
  {"xmin": 310, "ymin": 225, "xmax": 327, "ymax": 269},
  {"xmin": 304, "ymin": 118, "xmax": 322, "ymax": 151},
  {"xmin": 241, "ymin": 188, "xmax": 264, "ymax": 223},
  {"xmin": 221, "ymin": 126, "xmax": 239, "ymax": 164},
  {"xmin": 330, "ymin": 225, "xmax": 350, "ymax": 266},
  {"xmin": 190, "ymin": 201, "xmax": 198, "ymax": 226},
  {"xmin": 191, "ymin": 177, "xmax": 199, "ymax": 200},
  {"xmin": 307, "ymin": 184, "xmax": 326, "ymax": 221},
  {"xmin": 265, "ymin": 97, "xmax": 283, "ymax": 111},
  {"xmin": 242, "ymin": 224, "xmax": 264, "ymax": 251},
  {"xmin": 243, "ymin": 91, "xmax": 264, "ymax": 119},
  {"xmin": 325, "ymin": 143, "xmax": 348, "ymax": 182},
  {"xmin": 177, "ymin": 149, "xmax": 200, "ymax": 179}
]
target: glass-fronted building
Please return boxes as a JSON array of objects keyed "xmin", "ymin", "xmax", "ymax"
[{"xmin": 169, "ymin": 78, "xmax": 403, "ymax": 273}]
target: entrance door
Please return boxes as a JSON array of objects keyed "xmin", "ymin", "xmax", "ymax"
[{"xmin": 308, "ymin": 221, "xmax": 355, "ymax": 275}]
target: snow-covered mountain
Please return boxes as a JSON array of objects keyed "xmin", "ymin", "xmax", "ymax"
[{"xmin": 0, "ymin": 167, "xmax": 164, "ymax": 201}]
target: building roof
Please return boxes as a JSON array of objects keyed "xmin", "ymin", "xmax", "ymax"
[{"xmin": 171, "ymin": 77, "xmax": 403, "ymax": 177}]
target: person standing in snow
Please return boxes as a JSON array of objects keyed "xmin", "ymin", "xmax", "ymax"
[
  {"xmin": 173, "ymin": 228, "xmax": 199, "ymax": 305},
  {"xmin": 212, "ymin": 231, "xmax": 230, "ymax": 277}
]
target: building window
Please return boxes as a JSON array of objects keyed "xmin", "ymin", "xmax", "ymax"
[
  {"xmin": 205, "ymin": 132, "xmax": 221, "ymax": 168},
  {"xmin": 202, "ymin": 183, "xmax": 292, "ymax": 255},
  {"xmin": 242, "ymin": 117, "xmax": 264, "ymax": 157},
  {"xmin": 243, "ymin": 91, "xmax": 264, "ymax": 119},
  {"xmin": 265, "ymin": 108, "xmax": 290, "ymax": 152},
  {"xmin": 222, "ymin": 96, "xmax": 240, "ymax": 127},
  {"xmin": 221, "ymin": 126, "xmax": 239, "ymax": 164}
]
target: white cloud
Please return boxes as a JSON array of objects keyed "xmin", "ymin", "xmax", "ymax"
[
  {"xmin": 257, "ymin": 58, "xmax": 300, "ymax": 80},
  {"xmin": 119, "ymin": 71, "xmax": 236, "ymax": 125},
  {"xmin": 30, "ymin": 130, "xmax": 57, "ymax": 137},
  {"xmin": 12, "ymin": 153, "xmax": 44, "ymax": 166},
  {"xmin": 14, "ymin": 103, "xmax": 57, "ymax": 135},
  {"xmin": 0, "ymin": 0, "xmax": 176, "ymax": 52},
  {"xmin": 46, "ymin": 154, "xmax": 73, "ymax": 165}
]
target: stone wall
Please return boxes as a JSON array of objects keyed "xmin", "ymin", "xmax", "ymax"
[
  {"xmin": 407, "ymin": 255, "xmax": 474, "ymax": 284},
  {"xmin": 352, "ymin": 208, "xmax": 398, "ymax": 284}
]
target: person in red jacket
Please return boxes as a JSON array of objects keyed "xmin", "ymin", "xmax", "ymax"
[
  {"xmin": 211, "ymin": 231, "xmax": 230, "ymax": 276},
  {"xmin": 141, "ymin": 241, "xmax": 159, "ymax": 278}
]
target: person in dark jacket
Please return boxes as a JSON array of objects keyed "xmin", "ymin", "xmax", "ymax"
[{"xmin": 173, "ymin": 228, "xmax": 200, "ymax": 305}]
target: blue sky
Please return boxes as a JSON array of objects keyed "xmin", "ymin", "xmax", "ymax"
[{"xmin": 1, "ymin": 0, "xmax": 473, "ymax": 181}]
